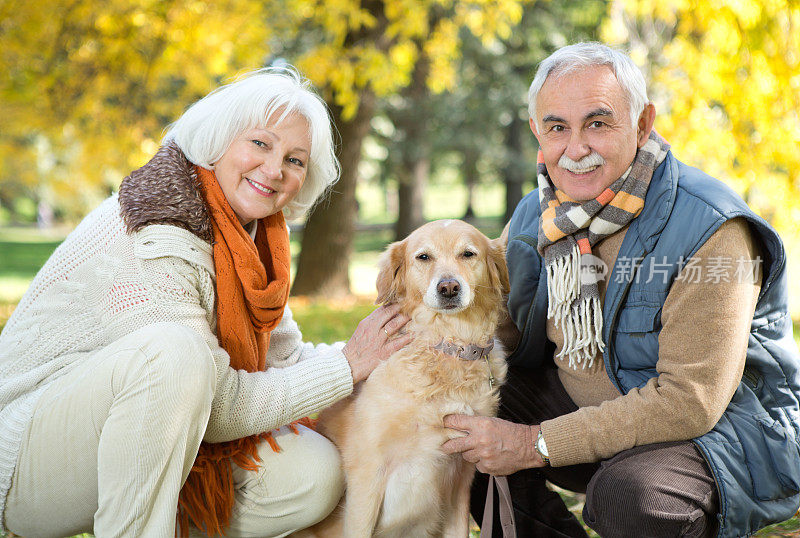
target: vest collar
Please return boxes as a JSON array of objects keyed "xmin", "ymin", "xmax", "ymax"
[{"xmin": 624, "ymin": 151, "xmax": 679, "ymax": 253}]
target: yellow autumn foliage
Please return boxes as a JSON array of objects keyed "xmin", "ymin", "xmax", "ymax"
[
  {"xmin": 294, "ymin": 0, "xmax": 528, "ymax": 119},
  {"xmin": 604, "ymin": 0, "xmax": 800, "ymax": 232},
  {"xmin": 0, "ymin": 0, "xmax": 270, "ymax": 217},
  {"xmin": 603, "ymin": 0, "xmax": 800, "ymax": 314},
  {"xmin": 1, "ymin": 0, "xmax": 529, "ymax": 218}
]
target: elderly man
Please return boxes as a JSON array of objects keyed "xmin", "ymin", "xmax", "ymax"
[{"xmin": 443, "ymin": 42, "xmax": 800, "ymax": 537}]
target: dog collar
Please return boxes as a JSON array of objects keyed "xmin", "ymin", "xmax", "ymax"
[
  {"xmin": 434, "ymin": 339, "xmax": 496, "ymax": 388},
  {"xmin": 433, "ymin": 340, "xmax": 494, "ymax": 361}
]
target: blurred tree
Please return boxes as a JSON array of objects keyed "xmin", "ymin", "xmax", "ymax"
[
  {"xmin": 0, "ymin": 139, "xmax": 39, "ymax": 224},
  {"xmin": 0, "ymin": 0, "xmax": 271, "ymax": 221},
  {"xmin": 487, "ymin": 1, "xmax": 609, "ymax": 222},
  {"xmin": 425, "ymin": 0, "xmax": 608, "ymax": 223},
  {"xmin": 287, "ymin": 0, "xmax": 529, "ymax": 296},
  {"xmin": 391, "ymin": 48, "xmax": 431, "ymax": 241},
  {"xmin": 604, "ymin": 0, "xmax": 800, "ymax": 234},
  {"xmin": 372, "ymin": 0, "xmax": 607, "ymax": 244}
]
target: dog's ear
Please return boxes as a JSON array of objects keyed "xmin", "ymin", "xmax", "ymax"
[
  {"xmin": 375, "ymin": 240, "xmax": 406, "ymax": 305},
  {"xmin": 488, "ymin": 235, "xmax": 510, "ymax": 296},
  {"xmin": 499, "ymin": 221, "xmax": 510, "ymax": 246}
]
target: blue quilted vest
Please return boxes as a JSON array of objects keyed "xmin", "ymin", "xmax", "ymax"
[{"xmin": 506, "ymin": 151, "xmax": 800, "ymax": 537}]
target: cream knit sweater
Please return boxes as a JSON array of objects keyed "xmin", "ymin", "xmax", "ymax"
[{"xmin": 0, "ymin": 195, "xmax": 354, "ymax": 524}]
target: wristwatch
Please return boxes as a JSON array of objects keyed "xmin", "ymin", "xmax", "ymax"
[{"xmin": 535, "ymin": 428, "xmax": 550, "ymax": 465}]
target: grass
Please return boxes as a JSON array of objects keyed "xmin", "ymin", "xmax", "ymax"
[
  {"xmin": 2, "ymin": 220, "xmax": 800, "ymax": 537},
  {"xmin": 290, "ymin": 295, "xmax": 377, "ymax": 343},
  {"xmin": 0, "ymin": 227, "xmax": 69, "ymax": 335},
  {"xmin": 0, "ymin": 227, "xmax": 66, "ymax": 304}
]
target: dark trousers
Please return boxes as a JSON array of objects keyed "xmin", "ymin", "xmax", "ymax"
[{"xmin": 471, "ymin": 365, "xmax": 719, "ymax": 537}]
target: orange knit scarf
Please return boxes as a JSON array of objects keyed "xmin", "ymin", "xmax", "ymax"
[{"xmin": 177, "ymin": 165, "xmax": 291, "ymax": 536}]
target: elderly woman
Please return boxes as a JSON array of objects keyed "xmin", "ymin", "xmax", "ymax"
[{"xmin": 0, "ymin": 68, "xmax": 410, "ymax": 537}]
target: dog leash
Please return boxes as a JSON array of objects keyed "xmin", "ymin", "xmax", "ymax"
[{"xmin": 480, "ymin": 475, "xmax": 517, "ymax": 538}]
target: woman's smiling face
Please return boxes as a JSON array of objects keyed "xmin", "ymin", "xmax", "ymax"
[{"xmin": 213, "ymin": 112, "xmax": 311, "ymax": 226}]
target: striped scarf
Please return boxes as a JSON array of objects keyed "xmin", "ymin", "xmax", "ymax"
[{"xmin": 537, "ymin": 131, "xmax": 670, "ymax": 369}]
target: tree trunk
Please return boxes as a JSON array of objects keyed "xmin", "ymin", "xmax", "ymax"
[
  {"xmin": 393, "ymin": 53, "xmax": 430, "ymax": 241},
  {"xmin": 395, "ymin": 157, "xmax": 428, "ymax": 240},
  {"xmin": 291, "ymin": 93, "xmax": 377, "ymax": 297},
  {"xmin": 0, "ymin": 192, "xmax": 20, "ymax": 224},
  {"xmin": 462, "ymin": 150, "xmax": 478, "ymax": 220},
  {"xmin": 503, "ymin": 117, "xmax": 526, "ymax": 223}
]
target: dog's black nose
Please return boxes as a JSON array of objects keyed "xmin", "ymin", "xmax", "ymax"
[{"xmin": 437, "ymin": 278, "xmax": 460, "ymax": 298}]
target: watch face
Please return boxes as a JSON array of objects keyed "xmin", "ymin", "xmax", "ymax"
[{"xmin": 537, "ymin": 435, "xmax": 548, "ymax": 457}]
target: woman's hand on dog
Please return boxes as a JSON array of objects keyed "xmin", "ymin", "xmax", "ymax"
[
  {"xmin": 441, "ymin": 415, "xmax": 547, "ymax": 475},
  {"xmin": 342, "ymin": 303, "xmax": 412, "ymax": 384}
]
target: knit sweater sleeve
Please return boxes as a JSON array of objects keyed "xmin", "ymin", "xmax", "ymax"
[
  {"xmin": 108, "ymin": 252, "xmax": 353, "ymax": 444},
  {"xmin": 540, "ymin": 218, "xmax": 761, "ymax": 466}
]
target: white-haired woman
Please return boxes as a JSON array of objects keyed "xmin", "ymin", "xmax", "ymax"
[{"xmin": 0, "ymin": 67, "xmax": 411, "ymax": 538}]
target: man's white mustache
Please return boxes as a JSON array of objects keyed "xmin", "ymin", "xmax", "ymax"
[{"xmin": 559, "ymin": 152, "xmax": 605, "ymax": 173}]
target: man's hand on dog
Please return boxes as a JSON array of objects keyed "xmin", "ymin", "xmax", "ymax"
[
  {"xmin": 342, "ymin": 303, "xmax": 412, "ymax": 384},
  {"xmin": 441, "ymin": 415, "xmax": 546, "ymax": 475}
]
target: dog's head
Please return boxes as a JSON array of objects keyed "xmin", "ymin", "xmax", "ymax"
[{"xmin": 376, "ymin": 220, "xmax": 509, "ymax": 316}]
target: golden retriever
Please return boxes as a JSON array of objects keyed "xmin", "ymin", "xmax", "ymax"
[{"xmin": 297, "ymin": 219, "xmax": 509, "ymax": 538}]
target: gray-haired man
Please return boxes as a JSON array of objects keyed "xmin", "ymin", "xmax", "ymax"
[{"xmin": 443, "ymin": 42, "xmax": 800, "ymax": 537}]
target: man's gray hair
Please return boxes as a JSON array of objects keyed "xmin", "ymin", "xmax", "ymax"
[
  {"xmin": 528, "ymin": 42, "xmax": 649, "ymax": 129},
  {"xmin": 163, "ymin": 66, "xmax": 339, "ymax": 219}
]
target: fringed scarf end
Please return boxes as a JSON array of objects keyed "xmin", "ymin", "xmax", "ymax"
[
  {"xmin": 546, "ymin": 244, "xmax": 581, "ymax": 320},
  {"xmin": 553, "ymin": 295, "xmax": 605, "ymax": 369}
]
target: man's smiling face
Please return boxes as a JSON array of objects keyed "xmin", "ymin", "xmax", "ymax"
[{"xmin": 531, "ymin": 65, "xmax": 648, "ymax": 202}]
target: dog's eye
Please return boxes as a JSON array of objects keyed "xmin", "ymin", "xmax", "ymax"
[
  {"xmin": 416, "ymin": 253, "xmax": 430, "ymax": 261},
  {"xmin": 462, "ymin": 250, "xmax": 475, "ymax": 258}
]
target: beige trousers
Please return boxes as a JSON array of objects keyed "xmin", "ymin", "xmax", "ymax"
[{"xmin": 4, "ymin": 322, "xmax": 344, "ymax": 538}]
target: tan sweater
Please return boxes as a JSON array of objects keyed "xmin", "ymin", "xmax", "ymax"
[{"xmin": 539, "ymin": 217, "xmax": 762, "ymax": 467}]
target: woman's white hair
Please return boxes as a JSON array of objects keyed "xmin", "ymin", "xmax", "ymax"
[
  {"xmin": 528, "ymin": 42, "xmax": 649, "ymax": 130},
  {"xmin": 163, "ymin": 66, "xmax": 339, "ymax": 219}
]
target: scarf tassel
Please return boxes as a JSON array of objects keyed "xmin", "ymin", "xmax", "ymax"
[
  {"xmin": 546, "ymin": 244, "xmax": 581, "ymax": 320},
  {"xmin": 547, "ymin": 245, "xmax": 605, "ymax": 369},
  {"xmin": 552, "ymin": 295, "xmax": 605, "ymax": 369},
  {"xmin": 177, "ymin": 417, "xmax": 318, "ymax": 537}
]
